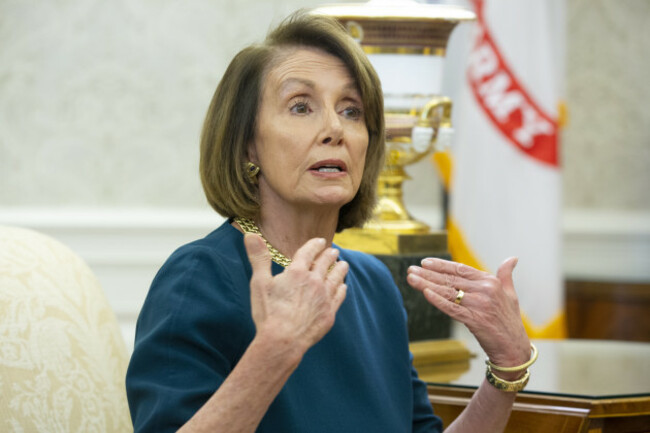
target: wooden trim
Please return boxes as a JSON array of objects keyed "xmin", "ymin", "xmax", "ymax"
[
  {"xmin": 566, "ymin": 280, "xmax": 650, "ymax": 342},
  {"xmin": 428, "ymin": 384, "xmax": 650, "ymax": 433}
]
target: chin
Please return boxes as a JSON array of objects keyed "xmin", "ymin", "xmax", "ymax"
[
  {"xmin": 290, "ymin": 183, "xmax": 358, "ymax": 210},
  {"xmin": 314, "ymin": 188, "xmax": 355, "ymax": 206},
  {"xmin": 298, "ymin": 195, "xmax": 350, "ymax": 210}
]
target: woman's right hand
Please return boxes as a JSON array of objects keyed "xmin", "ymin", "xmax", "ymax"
[{"xmin": 244, "ymin": 234, "xmax": 348, "ymax": 356}]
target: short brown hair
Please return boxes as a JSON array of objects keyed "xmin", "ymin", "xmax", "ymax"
[{"xmin": 200, "ymin": 11, "xmax": 384, "ymax": 232}]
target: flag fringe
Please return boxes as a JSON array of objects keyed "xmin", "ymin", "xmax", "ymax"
[{"xmin": 522, "ymin": 311, "xmax": 567, "ymax": 339}]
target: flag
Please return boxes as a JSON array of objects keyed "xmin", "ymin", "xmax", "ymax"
[{"xmin": 440, "ymin": 0, "xmax": 567, "ymax": 338}]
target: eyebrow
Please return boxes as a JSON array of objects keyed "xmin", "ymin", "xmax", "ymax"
[
  {"xmin": 279, "ymin": 77, "xmax": 315, "ymax": 92},
  {"xmin": 278, "ymin": 77, "xmax": 360, "ymax": 97}
]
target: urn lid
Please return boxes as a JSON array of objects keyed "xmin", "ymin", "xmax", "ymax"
[{"xmin": 312, "ymin": 0, "xmax": 475, "ymax": 54}]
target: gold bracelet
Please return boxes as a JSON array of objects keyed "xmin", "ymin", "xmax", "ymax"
[
  {"xmin": 485, "ymin": 343, "xmax": 538, "ymax": 373},
  {"xmin": 485, "ymin": 365, "xmax": 530, "ymax": 392}
]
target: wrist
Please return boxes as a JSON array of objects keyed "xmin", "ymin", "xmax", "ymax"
[
  {"xmin": 485, "ymin": 343, "xmax": 538, "ymax": 385},
  {"xmin": 485, "ymin": 366, "xmax": 530, "ymax": 392},
  {"xmin": 253, "ymin": 326, "xmax": 306, "ymax": 370},
  {"xmin": 487, "ymin": 340, "xmax": 533, "ymax": 369},
  {"xmin": 489, "ymin": 367, "xmax": 527, "ymax": 382}
]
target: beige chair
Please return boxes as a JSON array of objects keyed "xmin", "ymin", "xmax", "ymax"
[{"xmin": 0, "ymin": 226, "xmax": 132, "ymax": 432}]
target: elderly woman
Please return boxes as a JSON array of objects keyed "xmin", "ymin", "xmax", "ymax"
[{"xmin": 126, "ymin": 11, "xmax": 533, "ymax": 433}]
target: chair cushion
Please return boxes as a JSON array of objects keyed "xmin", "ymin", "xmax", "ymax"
[{"xmin": 0, "ymin": 226, "xmax": 132, "ymax": 432}]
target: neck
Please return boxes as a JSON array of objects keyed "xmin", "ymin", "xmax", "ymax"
[{"xmin": 256, "ymin": 203, "xmax": 340, "ymax": 261}]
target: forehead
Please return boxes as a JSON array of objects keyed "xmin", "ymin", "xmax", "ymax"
[{"xmin": 264, "ymin": 47, "xmax": 358, "ymax": 93}]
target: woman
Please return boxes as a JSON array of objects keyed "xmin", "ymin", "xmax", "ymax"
[{"xmin": 126, "ymin": 11, "xmax": 533, "ymax": 433}]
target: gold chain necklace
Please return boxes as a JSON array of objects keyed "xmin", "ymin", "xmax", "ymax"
[{"xmin": 234, "ymin": 217, "xmax": 292, "ymax": 268}]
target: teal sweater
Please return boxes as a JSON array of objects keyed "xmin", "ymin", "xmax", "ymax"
[{"xmin": 126, "ymin": 221, "xmax": 443, "ymax": 432}]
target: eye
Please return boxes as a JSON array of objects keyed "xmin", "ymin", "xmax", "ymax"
[
  {"xmin": 342, "ymin": 106, "xmax": 363, "ymax": 120},
  {"xmin": 290, "ymin": 100, "xmax": 311, "ymax": 115}
]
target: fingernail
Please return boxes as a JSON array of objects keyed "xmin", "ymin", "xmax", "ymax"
[{"xmin": 330, "ymin": 248, "xmax": 340, "ymax": 257}]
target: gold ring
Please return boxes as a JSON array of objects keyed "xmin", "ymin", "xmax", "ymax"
[{"xmin": 454, "ymin": 289, "xmax": 465, "ymax": 305}]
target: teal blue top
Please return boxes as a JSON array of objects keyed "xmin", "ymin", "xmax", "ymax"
[{"xmin": 126, "ymin": 221, "xmax": 443, "ymax": 432}]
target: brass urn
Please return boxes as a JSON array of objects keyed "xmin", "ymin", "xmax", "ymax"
[{"xmin": 313, "ymin": 0, "xmax": 475, "ymax": 254}]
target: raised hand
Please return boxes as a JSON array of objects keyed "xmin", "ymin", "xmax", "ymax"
[
  {"xmin": 407, "ymin": 257, "xmax": 530, "ymax": 370},
  {"xmin": 244, "ymin": 234, "xmax": 349, "ymax": 355}
]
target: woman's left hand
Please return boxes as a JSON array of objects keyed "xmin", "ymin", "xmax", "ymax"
[{"xmin": 407, "ymin": 257, "xmax": 531, "ymax": 370}]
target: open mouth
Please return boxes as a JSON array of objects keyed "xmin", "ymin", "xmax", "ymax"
[
  {"xmin": 316, "ymin": 166, "xmax": 342, "ymax": 173},
  {"xmin": 309, "ymin": 159, "xmax": 347, "ymax": 173}
]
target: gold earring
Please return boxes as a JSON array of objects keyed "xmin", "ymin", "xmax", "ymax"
[{"xmin": 246, "ymin": 162, "xmax": 260, "ymax": 183}]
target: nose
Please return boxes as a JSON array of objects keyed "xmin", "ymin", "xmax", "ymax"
[{"xmin": 320, "ymin": 108, "xmax": 344, "ymax": 145}]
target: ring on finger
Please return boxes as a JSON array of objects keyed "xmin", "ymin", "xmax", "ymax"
[{"xmin": 454, "ymin": 289, "xmax": 465, "ymax": 305}]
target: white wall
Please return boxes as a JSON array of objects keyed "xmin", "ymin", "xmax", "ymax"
[{"xmin": 2, "ymin": 0, "xmax": 649, "ymax": 212}]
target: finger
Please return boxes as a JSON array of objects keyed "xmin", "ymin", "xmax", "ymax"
[
  {"xmin": 326, "ymin": 260, "xmax": 349, "ymax": 290},
  {"xmin": 496, "ymin": 257, "xmax": 518, "ymax": 292},
  {"xmin": 244, "ymin": 234, "xmax": 272, "ymax": 281},
  {"xmin": 292, "ymin": 237, "xmax": 327, "ymax": 269},
  {"xmin": 312, "ymin": 247, "xmax": 340, "ymax": 277},
  {"xmin": 421, "ymin": 257, "xmax": 486, "ymax": 281},
  {"xmin": 407, "ymin": 265, "xmax": 477, "ymax": 292},
  {"xmin": 331, "ymin": 283, "xmax": 347, "ymax": 311},
  {"xmin": 406, "ymin": 272, "xmax": 458, "ymax": 303},
  {"xmin": 422, "ymin": 288, "xmax": 468, "ymax": 322}
]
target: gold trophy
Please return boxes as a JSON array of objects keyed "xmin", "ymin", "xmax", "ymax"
[{"xmin": 313, "ymin": 0, "xmax": 474, "ymax": 255}]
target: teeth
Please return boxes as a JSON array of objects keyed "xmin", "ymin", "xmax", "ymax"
[{"xmin": 318, "ymin": 167, "xmax": 341, "ymax": 173}]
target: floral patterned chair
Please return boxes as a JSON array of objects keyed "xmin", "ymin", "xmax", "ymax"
[{"xmin": 0, "ymin": 226, "xmax": 132, "ymax": 432}]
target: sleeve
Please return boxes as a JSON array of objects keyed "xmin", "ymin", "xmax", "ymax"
[
  {"xmin": 125, "ymin": 245, "xmax": 253, "ymax": 433},
  {"xmin": 411, "ymin": 352, "xmax": 444, "ymax": 432}
]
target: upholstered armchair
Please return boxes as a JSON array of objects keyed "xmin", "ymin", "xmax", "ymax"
[{"xmin": 0, "ymin": 226, "xmax": 132, "ymax": 432}]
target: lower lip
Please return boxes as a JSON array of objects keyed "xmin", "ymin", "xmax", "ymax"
[{"xmin": 309, "ymin": 169, "xmax": 347, "ymax": 179}]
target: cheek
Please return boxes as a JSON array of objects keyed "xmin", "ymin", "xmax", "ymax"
[
  {"xmin": 353, "ymin": 131, "xmax": 369, "ymax": 166},
  {"xmin": 352, "ymin": 138, "xmax": 369, "ymax": 185},
  {"xmin": 258, "ymin": 129, "xmax": 299, "ymax": 167}
]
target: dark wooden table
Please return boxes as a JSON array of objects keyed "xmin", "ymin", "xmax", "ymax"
[{"xmin": 424, "ymin": 339, "xmax": 650, "ymax": 433}]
